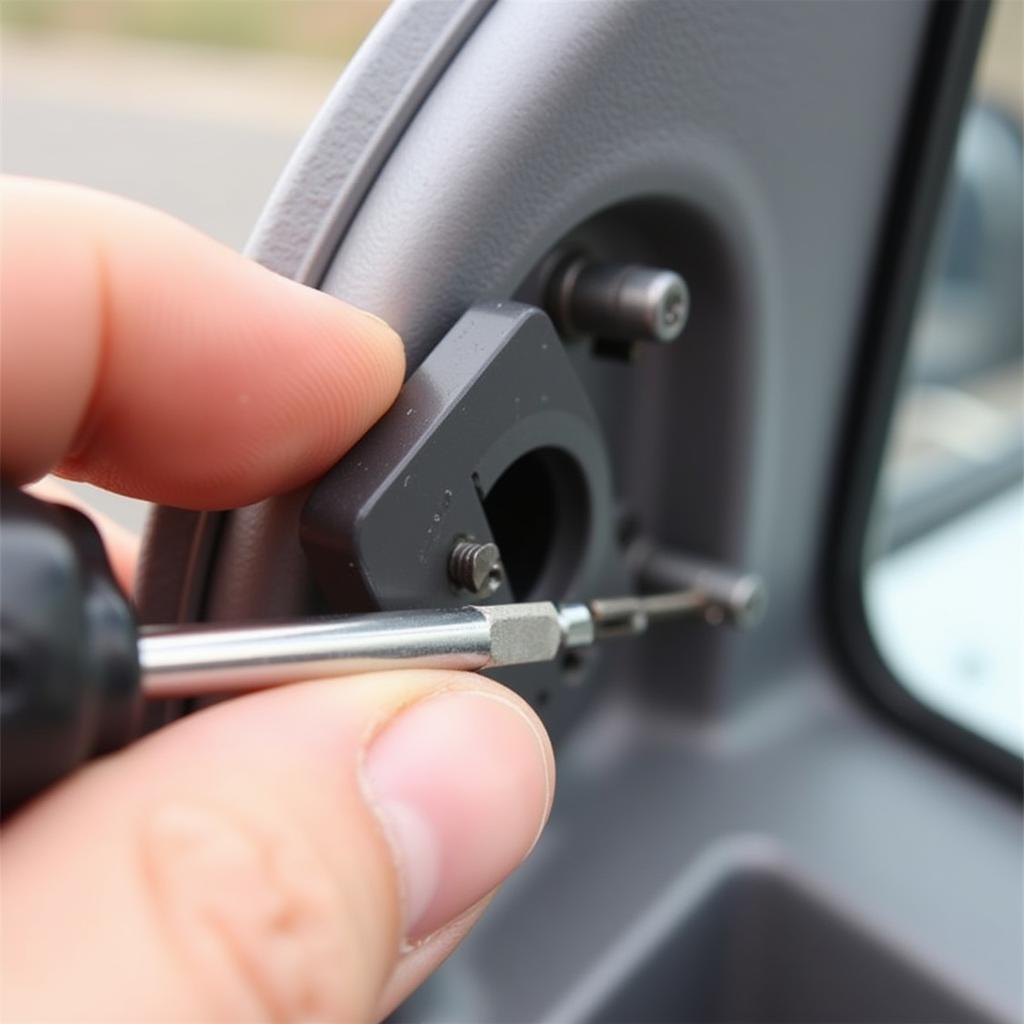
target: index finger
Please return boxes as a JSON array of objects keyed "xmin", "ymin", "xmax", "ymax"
[{"xmin": 0, "ymin": 177, "xmax": 404, "ymax": 509}]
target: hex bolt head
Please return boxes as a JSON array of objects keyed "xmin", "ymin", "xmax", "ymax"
[{"xmin": 448, "ymin": 540, "xmax": 504, "ymax": 598}]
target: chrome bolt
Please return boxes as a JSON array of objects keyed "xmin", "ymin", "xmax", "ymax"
[
  {"xmin": 548, "ymin": 258, "xmax": 691, "ymax": 345},
  {"xmin": 448, "ymin": 539, "xmax": 504, "ymax": 598},
  {"xmin": 633, "ymin": 543, "xmax": 768, "ymax": 630}
]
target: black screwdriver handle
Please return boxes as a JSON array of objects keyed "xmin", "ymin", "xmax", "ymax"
[{"xmin": 1, "ymin": 481, "xmax": 142, "ymax": 818}]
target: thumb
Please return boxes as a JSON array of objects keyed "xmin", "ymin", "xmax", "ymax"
[{"xmin": 1, "ymin": 671, "xmax": 554, "ymax": 1023}]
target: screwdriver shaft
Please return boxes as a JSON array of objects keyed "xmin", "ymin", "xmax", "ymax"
[
  {"xmin": 141, "ymin": 601, "xmax": 593, "ymax": 699},
  {"xmin": 140, "ymin": 606, "xmax": 495, "ymax": 698},
  {"xmin": 139, "ymin": 580, "xmax": 756, "ymax": 701}
]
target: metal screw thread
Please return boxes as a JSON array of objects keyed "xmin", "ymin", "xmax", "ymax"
[{"xmin": 448, "ymin": 540, "xmax": 503, "ymax": 597}]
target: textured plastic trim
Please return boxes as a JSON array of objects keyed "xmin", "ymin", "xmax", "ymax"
[{"xmin": 246, "ymin": 0, "xmax": 494, "ymax": 285}]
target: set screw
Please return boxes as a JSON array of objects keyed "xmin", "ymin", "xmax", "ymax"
[{"xmin": 448, "ymin": 539, "xmax": 504, "ymax": 599}]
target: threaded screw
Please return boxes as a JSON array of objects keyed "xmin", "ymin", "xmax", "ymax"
[{"xmin": 448, "ymin": 539, "xmax": 504, "ymax": 598}]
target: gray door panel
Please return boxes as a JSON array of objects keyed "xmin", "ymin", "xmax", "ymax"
[{"xmin": 138, "ymin": 2, "xmax": 1022, "ymax": 1020}]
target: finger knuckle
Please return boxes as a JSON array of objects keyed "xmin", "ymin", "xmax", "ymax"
[{"xmin": 140, "ymin": 798, "xmax": 360, "ymax": 1022}]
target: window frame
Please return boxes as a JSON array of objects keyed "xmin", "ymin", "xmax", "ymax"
[{"xmin": 828, "ymin": 0, "xmax": 1022, "ymax": 790}]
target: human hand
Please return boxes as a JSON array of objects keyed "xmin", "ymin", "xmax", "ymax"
[{"xmin": 0, "ymin": 178, "xmax": 555, "ymax": 1023}]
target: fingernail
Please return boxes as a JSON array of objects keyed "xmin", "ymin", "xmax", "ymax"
[
  {"xmin": 355, "ymin": 306, "xmax": 398, "ymax": 335},
  {"xmin": 344, "ymin": 303, "xmax": 405, "ymax": 363},
  {"xmin": 362, "ymin": 689, "xmax": 553, "ymax": 941}
]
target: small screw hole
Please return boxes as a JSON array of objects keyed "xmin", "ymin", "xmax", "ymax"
[{"xmin": 562, "ymin": 650, "xmax": 585, "ymax": 672}]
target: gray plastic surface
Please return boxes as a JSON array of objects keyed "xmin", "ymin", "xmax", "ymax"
[
  {"xmin": 302, "ymin": 302, "xmax": 629, "ymax": 734},
  {"xmin": 552, "ymin": 837, "xmax": 997, "ymax": 1024},
  {"xmin": 302, "ymin": 302, "xmax": 621, "ymax": 613},
  {"xmin": 137, "ymin": 1, "xmax": 1023, "ymax": 1021}
]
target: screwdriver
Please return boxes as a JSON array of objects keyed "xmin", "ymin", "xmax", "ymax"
[{"xmin": 1, "ymin": 482, "xmax": 761, "ymax": 816}]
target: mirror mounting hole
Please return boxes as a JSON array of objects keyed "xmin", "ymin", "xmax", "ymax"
[{"xmin": 481, "ymin": 447, "xmax": 588, "ymax": 600}]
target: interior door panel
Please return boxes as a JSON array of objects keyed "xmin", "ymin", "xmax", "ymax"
[{"xmin": 137, "ymin": 3, "xmax": 1022, "ymax": 1020}]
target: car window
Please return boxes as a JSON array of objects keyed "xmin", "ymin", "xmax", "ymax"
[{"xmin": 863, "ymin": 0, "xmax": 1023, "ymax": 755}]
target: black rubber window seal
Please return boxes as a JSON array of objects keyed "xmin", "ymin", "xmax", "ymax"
[{"xmin": 825, "ymin": 0, "xmax": 1022, "ymax": 793}]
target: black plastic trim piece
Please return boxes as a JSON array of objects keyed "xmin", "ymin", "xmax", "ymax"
[{"xmin": 827, "ymin": 0, "xmax": 1022, "ymax": 789}]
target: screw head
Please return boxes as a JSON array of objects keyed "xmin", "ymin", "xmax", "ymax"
[
  {"xmin": 646, "ymin": 271, "xmax": 690, "ymax": 342},
  {"xmin": 448, "ymin": 539, "xmax": 504, "ymax": 598}
]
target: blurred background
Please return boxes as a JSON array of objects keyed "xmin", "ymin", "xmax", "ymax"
[
  {"xmin": 2, "ymin": 1, "xmax": 389, "ymax": 533},
  {"xmin": 2, "ymin": 1, "xmax": 388, "ymax": 253},
  {"xmin": 1, "ymin": 1, "xmax": 1021, "ymax": 756}
]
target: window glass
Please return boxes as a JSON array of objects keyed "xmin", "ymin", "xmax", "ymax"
[
  {"xmin": 1, "ymin": 0, "xmax": 388, "ymax": 532},
  {"xmin": 864, "ymin": 1, "xmax": 1023, "ymax": 755}
]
